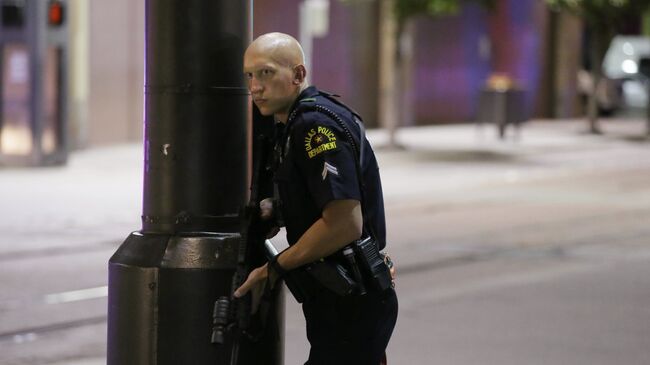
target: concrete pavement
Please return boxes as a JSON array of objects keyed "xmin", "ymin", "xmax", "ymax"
[{"xmin": 1, "ymin": 117, "xmax": 649, "ymax": 364}]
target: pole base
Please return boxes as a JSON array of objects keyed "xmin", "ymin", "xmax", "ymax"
[{"xmin": 107, "ymin": 231, "xmax": 284, "ymax": 364}]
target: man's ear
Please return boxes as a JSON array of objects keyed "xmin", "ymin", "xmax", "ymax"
[{"xmin": 293, "ymin": 65, "xmax": 306, "ymax": 85}]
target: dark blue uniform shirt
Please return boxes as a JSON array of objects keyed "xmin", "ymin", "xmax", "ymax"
[{"xmin": 273, "ymin": 86, "xmax": 387, "ymax": 250}]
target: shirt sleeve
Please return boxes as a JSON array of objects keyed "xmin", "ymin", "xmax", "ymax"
[{"xmin": 290, "ymin": 110, "xmax": 361, "ymax": 212}]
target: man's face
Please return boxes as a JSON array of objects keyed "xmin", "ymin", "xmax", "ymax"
[{"xmin": 243, "ymin": 49, "xmax": 298, "ymax": 119}]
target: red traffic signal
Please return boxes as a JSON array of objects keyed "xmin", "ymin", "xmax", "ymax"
[{"xmin": 48, "ymin": 1, "xmax": 64, "ymax": 26}]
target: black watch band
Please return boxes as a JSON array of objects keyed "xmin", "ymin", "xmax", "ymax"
[{"xmin": 268, "ymin": 254, "xmax": 288, "ymax": 278}]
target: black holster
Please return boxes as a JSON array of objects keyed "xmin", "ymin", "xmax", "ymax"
[
  {"xmin": 283, "ymin": 257, "xmax": 357, "ymax": 303},
  {"xmin": 282, "ymin": 237, "xmax": 391, "ymax": 303},
  {"xmin": 352, "ymin": 236, "xmax": 392, "ymax": 292}
]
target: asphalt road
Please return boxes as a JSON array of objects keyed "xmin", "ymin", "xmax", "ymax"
[{"xmin": 1, "ymin": 119, "xmax": 649, "ymax": 365}]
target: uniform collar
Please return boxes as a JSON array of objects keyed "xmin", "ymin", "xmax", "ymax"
[
  {"xmin": 285, "ymin": 86, "xmax": 319, "ymax": 123},
  {"xmin": 276, "ymin": 86, "xmax": 319, "ymax": 157},
  {"xmin": 298, "ymin": 85, "xmax": 320, "ymax": 100}
]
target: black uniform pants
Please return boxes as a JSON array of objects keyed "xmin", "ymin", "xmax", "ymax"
[{"xmin": 302, "ymin": 288, "xmax": 398, "ymax": 365}]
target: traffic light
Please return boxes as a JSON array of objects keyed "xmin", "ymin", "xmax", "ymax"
[
  {"xmin": 0, "ymin": 0, "xmax": 68, "ymax": 166},
  {"xmin": 48, "ymin": 0, "xmax": 63, "ymax": 26}
]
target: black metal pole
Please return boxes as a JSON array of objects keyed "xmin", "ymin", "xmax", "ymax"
[{"xmin": 107, "ymin": 1, "xmax": 284, "ymax": 364}]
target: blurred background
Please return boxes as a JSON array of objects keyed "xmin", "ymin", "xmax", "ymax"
[
  {"xmin": 1, "ymin": 1, "xmax": 649, "ymax": 364},
  {"xmin": 3, "ymin": 0, "xmax": 650, "ymax": 155}
]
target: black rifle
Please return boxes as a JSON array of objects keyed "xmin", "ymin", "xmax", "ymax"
[{"xmin": 211, "ymin": 106, "xmax": 275, "ymax": 364}]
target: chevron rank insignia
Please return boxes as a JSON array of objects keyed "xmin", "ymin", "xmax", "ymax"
[{"xmin": 321, "ymin": 161, "xmax": 339, "ymax": 180}]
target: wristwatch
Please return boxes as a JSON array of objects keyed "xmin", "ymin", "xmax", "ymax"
[{"xmin": 268, "ymin": 253, "xmax": 288, "ymax": 280}]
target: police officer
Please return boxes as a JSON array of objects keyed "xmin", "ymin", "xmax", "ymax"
[{"xmin": 235, "ymin": 32, "xmax": 398, "ymax": 365}]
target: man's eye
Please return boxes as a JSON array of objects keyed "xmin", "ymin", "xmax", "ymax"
[{"xmin": 261, "ymin": 69, "xmax": 273, "ymax": 76}]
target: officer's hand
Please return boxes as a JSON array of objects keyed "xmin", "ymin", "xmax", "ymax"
[
  {"xmin": 234, "ymin": 264, "xmax": 268, "ymax": 314},
  {"xmin": 260, "ymin": 198, "xmax": 274, "ymax": 220},
  {"xmin": 260, "ymin": 198, "xmax": 280, "ymax": 238},
  {"xmin": 383, "ymin": 253, "xmax": 396, "ymax": 288},
  {"xmin": 234, "ymin": 264, "xmax": 267, "ymax": 298}
]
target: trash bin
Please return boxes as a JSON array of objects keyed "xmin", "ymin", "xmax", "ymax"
[{"xmin": 477, "ymin": 73, "xmax": 526, "ymax": 139}]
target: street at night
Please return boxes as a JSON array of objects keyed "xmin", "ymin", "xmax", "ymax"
[{"xmin": 1, "ymin": 119, "xmax": 649, "ymax": 365}]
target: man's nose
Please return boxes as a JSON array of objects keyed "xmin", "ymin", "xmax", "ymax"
[{"xmin": 249, "ymin": 78, "xmax": 263, "ymax": 93}]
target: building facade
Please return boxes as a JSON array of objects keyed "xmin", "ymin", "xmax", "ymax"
[{"xmin": 66, "ymin": 0, "xmax": 577, "ymax": 147}]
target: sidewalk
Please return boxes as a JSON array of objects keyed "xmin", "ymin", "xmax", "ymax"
[
  {"xmin": 2, "ymin": 118, "xmax": 646, "ymax": 256},
  {"xmin": 374, "ymin": 118, "xmax": 648, "ymax": 205}
]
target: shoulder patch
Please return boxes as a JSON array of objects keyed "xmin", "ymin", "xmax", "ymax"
[{"xmin": 304, "ymin": 125, "xmax": 338, "ymax": 158}]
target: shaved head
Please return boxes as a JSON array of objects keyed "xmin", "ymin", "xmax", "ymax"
[
  {"xmin": 246, "ymin": 32, "xmax": 305, "ymax": 68},
  {"xmin": 243, "ymin": 32, "xmax": 308, "ymax": 122}
]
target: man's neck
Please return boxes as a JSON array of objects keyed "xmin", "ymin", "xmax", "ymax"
[{"xmin": 275, "ymin": 84, "xmax": 310, "ymax": 124}]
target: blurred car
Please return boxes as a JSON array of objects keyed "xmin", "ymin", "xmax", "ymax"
[
  {"xmin": 577, "ymin": 35, "xmax": 650, "ymax": 115},
  {"xmin": 602, "ymin": 35, "xmax": 650, "ymax": 110}
]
